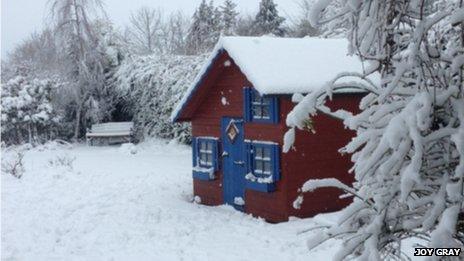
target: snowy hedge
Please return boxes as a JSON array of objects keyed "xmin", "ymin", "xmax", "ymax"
[{"xmin": 114, "ymin": 54, "xmax": 205, "ymax": 143}]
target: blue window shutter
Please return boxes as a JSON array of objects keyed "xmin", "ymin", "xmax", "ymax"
[
  {"xmin": 272, "ymin": 144, "xmax": 281, "ymax": 181},
  {"xmin": 213, "ymin": 140, "xmax": 219, "ymax": 171},
  {"xmin": 192, "ymin": 138, "xmax": 198, "ymax": 167},
  {"xmin": 244, "ymin": 141, "xmax": 252, "ymax": 173},
  {"xmin": 243, "ymin": 87, "xmax": 252, "ymax": 122}
]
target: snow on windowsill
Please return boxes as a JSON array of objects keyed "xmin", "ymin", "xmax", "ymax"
[
  {"xmin": 193, "ymin": 166, "xmax": 215, "ymax": 179},
  {"xmin": 244, "ymin": 139, "xmax": 278, "ymax": 145},
  {"xmin": 245, "ymin": 172, "xmax": 273, "ymax": 184},
  {"xmin": 197, "ymin": 136, "xmax": 219, "ymax": 140}
]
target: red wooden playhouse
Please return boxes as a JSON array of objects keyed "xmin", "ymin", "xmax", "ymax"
[{"xmin": 172, "ymin": 37, "xmax": 367, "ymax": 223}]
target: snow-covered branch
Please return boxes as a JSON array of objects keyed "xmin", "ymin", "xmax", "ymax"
[{"xmin": 290, "ymin": 0, "xmax": 464, "ymax": 258}]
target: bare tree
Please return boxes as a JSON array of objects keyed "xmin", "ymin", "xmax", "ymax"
[
  {"xmin": 5, "ymin": 29, "xmax": 60, "ymax": 79},
  {"xmin": 127, "ymin": 7, "xmax": 164, "ymax": 55},
  {"xmin": 163, "ymin": 11, "xmax": 189, "ymax": 55}
]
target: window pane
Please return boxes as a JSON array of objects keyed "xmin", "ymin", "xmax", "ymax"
[
  {"xmin": 252, "ymin": 106, "xmax": 262, "ymax": 118},
  {"xmin": 200, "ymin": 153, "xmax": 207, "ymax": 164},
  {"xmin": 264, "ymin": 147, "xmax": 271, "ymax": 160},
  {"xmin": 264, "ymin": 161, "xmax": 271, "ymax": 175},
  {"xmin": 206, "ymin": 142, "xmax": 212, "ymax": 152},
  {"xmin": 200, "ymin": 141, "xmax": 206, "ymax": 150},
  {"xmin": 262, "ymin": 97, "xmax": 271, "ymax": 105},
  {"xmin": 207, "ymin": 154, "xmax": 213, "ymax": 166},
  {"xmin": 262, "ymin": 106, "xmax": 270, "ymax": 118},
  {"xmin": 255, "ymin": 160, "xmax": 263, "ymax": 173},
  {"xmin": 255, "ymin": 147, "xmax": 263, "ymax": 159}
]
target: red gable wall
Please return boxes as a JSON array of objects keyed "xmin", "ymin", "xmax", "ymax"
[
  {"xmin": 190, "ymin": 52, "xmax": 246, "ymax": 207},
  {"xmin": 190, "ymin": 53, "xmax": 290, "ymax": 221},
  {"xmin": 187, "ymin": 51, "xmax": 361, "ymax": 222}
]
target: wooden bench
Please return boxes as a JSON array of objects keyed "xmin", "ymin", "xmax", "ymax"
[{"xmin": 86, "ymin": 122, "xmax": 134, "ymax": 145}]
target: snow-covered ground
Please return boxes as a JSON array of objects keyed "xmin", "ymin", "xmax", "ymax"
[{"xmin": 2, "ymin": 139, "xmax": 345, "ymax": 261}]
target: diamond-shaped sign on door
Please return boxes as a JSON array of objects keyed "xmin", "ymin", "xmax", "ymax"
[{"xmin": 226, "ymin": 121, "xmax": 239, "ymax": 143}]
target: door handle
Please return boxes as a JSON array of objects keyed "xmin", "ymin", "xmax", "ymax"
[{"xmin": 233, "ymin": 160, "xmax": 245, "ymax": 165}]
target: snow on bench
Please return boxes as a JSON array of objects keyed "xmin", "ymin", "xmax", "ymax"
[{"xmin": 86, "ymin": 122, "xmax": 134, "ymax": 145}]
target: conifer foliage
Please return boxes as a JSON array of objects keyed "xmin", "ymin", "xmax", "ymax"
[
  {"xmin": 185, "ymin": 0, "xmax": 222, "ymax": 55},
  {"xmin": 253, "ymin": 0, "xmax": 285, "ymax": 36},
  {"xmin": 220, "ymin": 0, "xmax": 239, "ymax": 36}
]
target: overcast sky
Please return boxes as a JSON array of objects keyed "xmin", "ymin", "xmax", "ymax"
[{"xmin": 1, "ymin": 0, "xmax": 300, "ymax": 58}]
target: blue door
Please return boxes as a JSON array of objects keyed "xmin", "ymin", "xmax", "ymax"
[{"xmin": 221, "ymin": 117, "xmax": 246, "ymax": 210}]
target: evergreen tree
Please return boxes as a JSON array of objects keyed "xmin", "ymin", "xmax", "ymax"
[
  {"xmin": 210, "ymin": 1, "xmax": 222, "ymax": 39},
  {"xmin": 220, "ymin": 0, "xmax": 238, "ymax": 36},
  {"xmin": 253, "ymin": 0, "xmax": 285, "ymax": 36},
  {"xmin": 185, "ymin": 0, "xmax": 221, "ymax": 55}
]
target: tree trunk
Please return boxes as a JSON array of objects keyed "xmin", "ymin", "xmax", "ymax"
[
  {"xmin": 16, "ymin": 125, "xmax": 23, "ymax": 144},
  {"xmin": 27, "ymin": 122, "xmax": 32, "ymax": 144},
  {"xmin": 74, "ymin": 103, "xmax": 82, "ymax": 141},
  {"xmin": 72, "ymin": 0, "xmax": 85, "ymax": 142},
  {"xmin": 33, "ymin": 124, "xmax": 38, "ymax": 144}
]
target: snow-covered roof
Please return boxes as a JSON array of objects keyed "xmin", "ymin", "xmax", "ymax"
[{"xmin": 172, "ymin": 36, "xmax": 377, "ymax": 122}]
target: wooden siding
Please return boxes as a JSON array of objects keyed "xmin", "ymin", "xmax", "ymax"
[{"xmin": 280, "ymin": 95, "xmax": 361, "ymax": 218}]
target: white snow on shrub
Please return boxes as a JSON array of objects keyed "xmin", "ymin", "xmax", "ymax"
[{"xmin": 115, "ymin": 54, "xmax": 205, "ymax": 143}]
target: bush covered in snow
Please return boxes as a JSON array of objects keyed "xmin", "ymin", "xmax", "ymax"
[
  {"xmin": 114, "ymin": 54, "xmax": 205, "ymax": 143},
  {"xmin": 1, "ymin": 76, "xmax": 62, "ymax": 145},
  {"xmin": 1, "ymin": 149, "xmax": 25, "ymax": 179}
]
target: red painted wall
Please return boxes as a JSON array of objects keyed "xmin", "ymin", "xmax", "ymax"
[
  {"xmin": 188, "ymin": 51, "xmax": 361, "ymax": 223},
  {"xmin": 191, "ymin": 52, "xmax": 245, "ymax": 207},
  {"xmin": 280, "ymin": 96, "xmax": 361, "ymax": 219}
]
